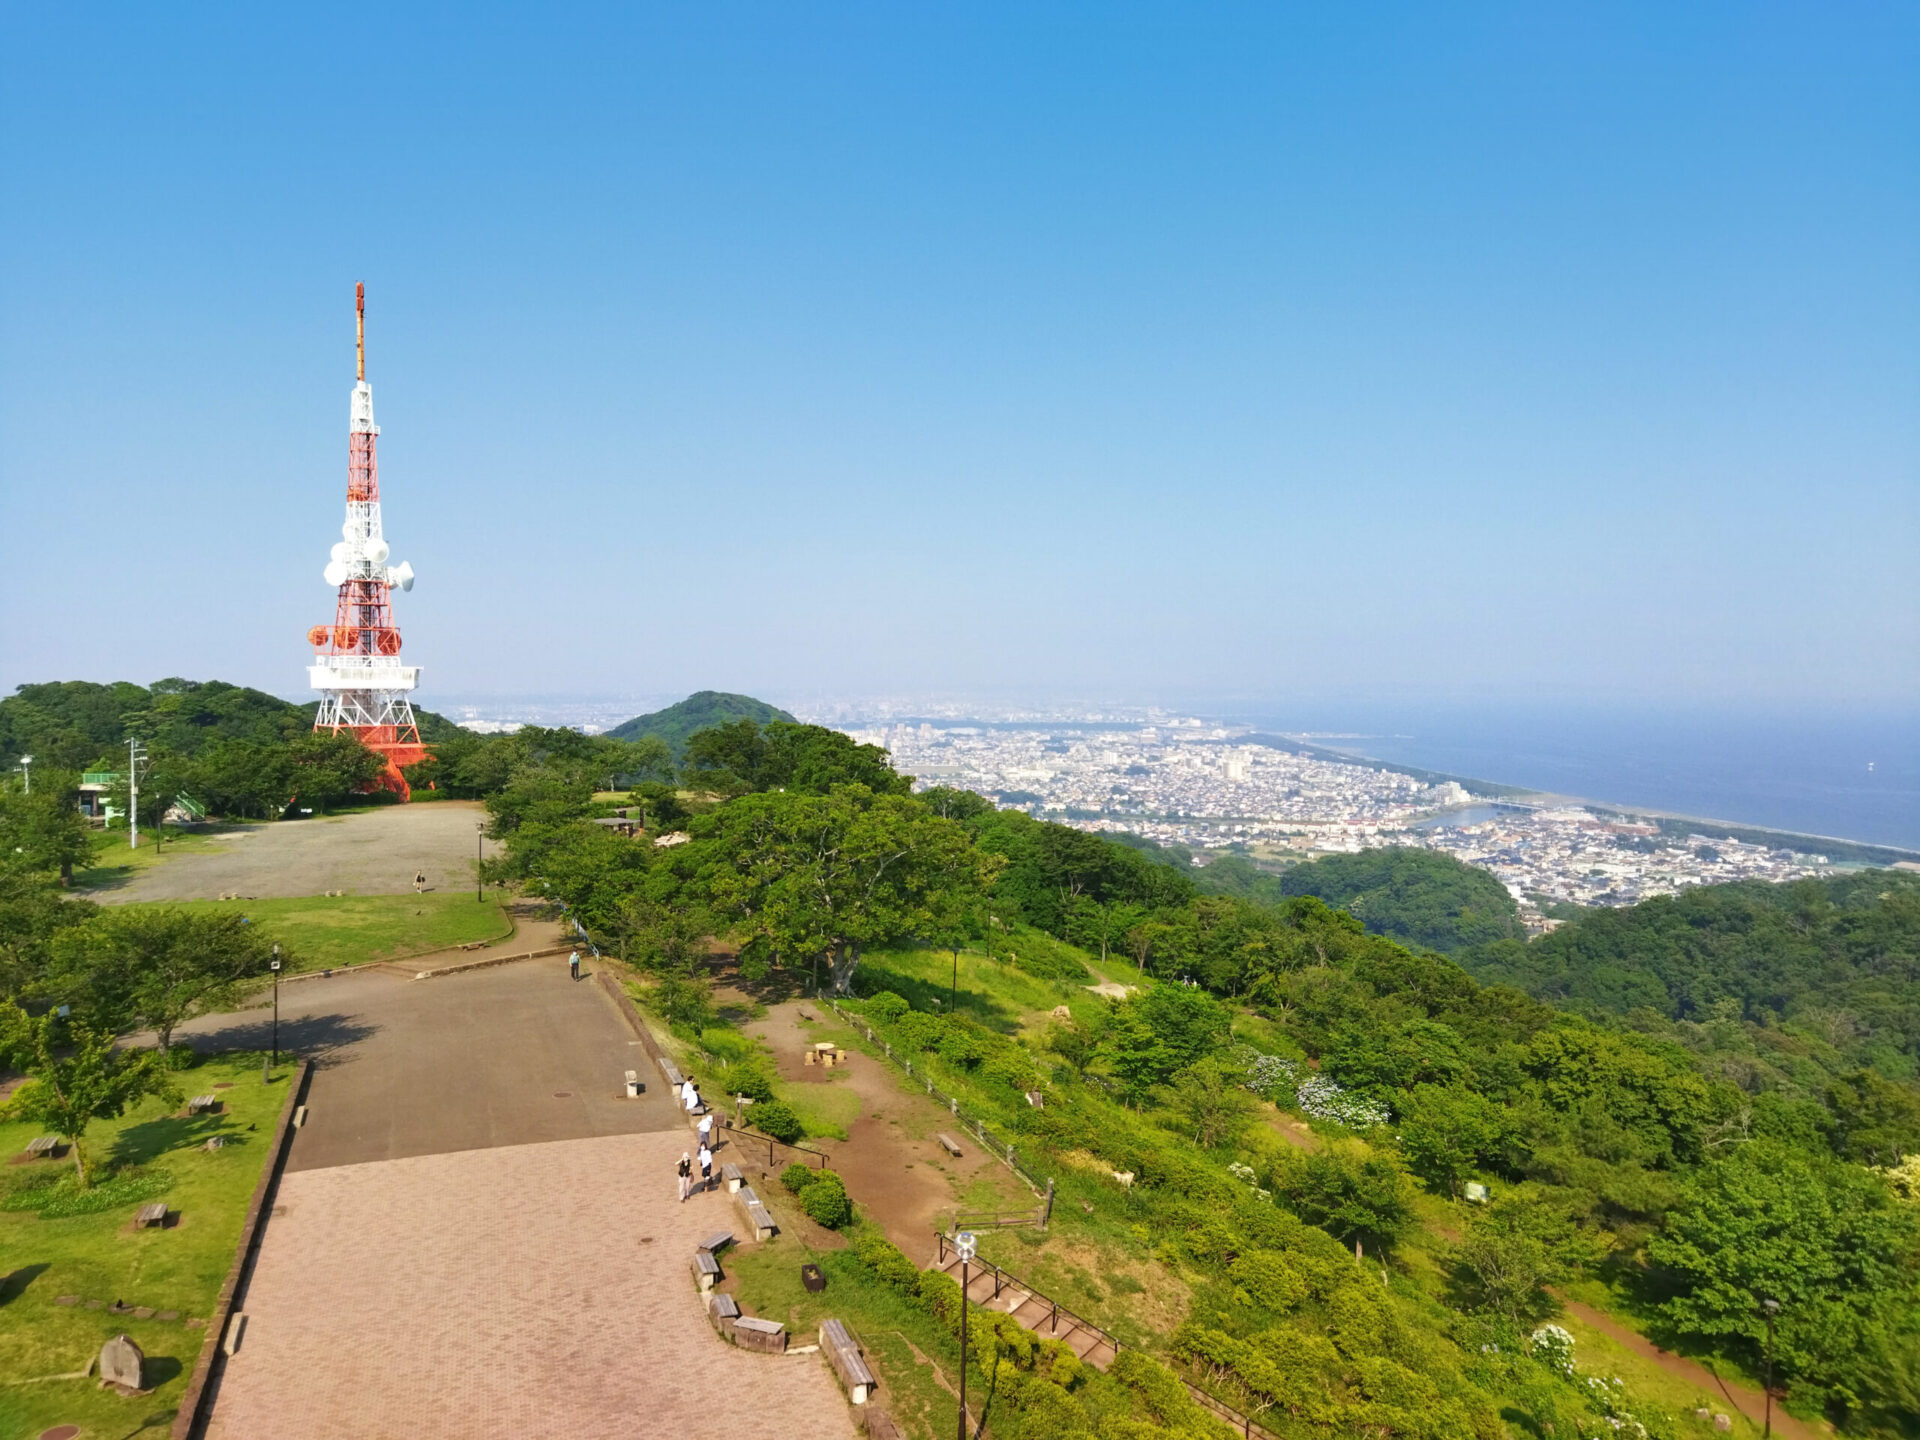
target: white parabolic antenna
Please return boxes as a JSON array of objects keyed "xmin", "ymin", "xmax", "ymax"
[
  {"xmin": 323, "ymin": 560, "xmax": 348, "ymax": 587},
  {"xmin": 368, "ymin": 539, "xmax": 390, "ymax": 565}
]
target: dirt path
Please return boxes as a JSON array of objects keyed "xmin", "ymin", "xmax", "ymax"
[
  {"xmin": 744, "ymin": 1000, "xmax": 1035, "ymax": 1258},
  {"xmin": 1559, "ymin": 1300, "xmax": 1824, "ymax": 1440}
]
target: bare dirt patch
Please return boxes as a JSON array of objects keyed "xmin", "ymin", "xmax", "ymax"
[{"xmin": 745, "ymin": 1000, "xmax": 1034, "ymax": 1258}]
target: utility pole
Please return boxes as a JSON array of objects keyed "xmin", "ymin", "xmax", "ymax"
[{"xmin": 128, "ymin": 738, "xmax": 147, "ymax": 850}]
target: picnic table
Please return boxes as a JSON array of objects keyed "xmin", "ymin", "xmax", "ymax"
[
  {"xmin": 186, "ymin": 1094, "xmax": 220, "ymax": 1115},
  {"xmin": 24, "ymin": 1136, "xmax": 59, "ymax": 1160},
  {"xmin": 135, "ymin": 1202, "xmax": 169, "ymax": 1229}
]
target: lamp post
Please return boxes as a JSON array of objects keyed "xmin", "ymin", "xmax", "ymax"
[
  {"xmin": 476, "ymin": 822, "xmax": 485, "ymax": 902},
  {"xmin": 17, "ymin": 755, "xmax": 30, "ymax": 794},
  {"xmin": 955, "ymin": 1230, "xmax": 977, "ymax": 1440},
  {"xmin": 1762, "ymin": 1298, "xmax": 1780, "ymax": 1439},
  {"xmin": 265, "ymin": 946, "xmax": 282, "ymax": 1080}
]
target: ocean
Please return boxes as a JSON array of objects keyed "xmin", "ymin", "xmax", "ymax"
[{"xmin": 1229, "ymin": 705, "xmax": 1920, "ymax": 853}]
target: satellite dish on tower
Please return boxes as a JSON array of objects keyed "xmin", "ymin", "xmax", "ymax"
[
  {"xmin": 324, "ymin": 560, "xmax": 348, "ymax": 587},
  {"xmin": 388, "ymin": 561, "xmax": 415, "ymax": 592},
  {"xmin": 330, "ymin": 542, "xmax": 349, "ymax": 563},
  {"xmin": 368, "ymin": 539, "xmax": 390, "ymax": 566}
]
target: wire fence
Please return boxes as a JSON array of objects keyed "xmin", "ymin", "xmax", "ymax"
[{"xmin": 817, "ymin": 995, "xmax": 1052, "ymax": 1203}]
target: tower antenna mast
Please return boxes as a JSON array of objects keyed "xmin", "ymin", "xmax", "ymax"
[{"xmin": 306, "ymin": 284, "xmax": 424, "ymax": 797}]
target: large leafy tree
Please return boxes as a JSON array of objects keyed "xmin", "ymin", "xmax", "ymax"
[
  {"xmin": 693, "ymin": 784, "xmax": 995, "ymax": 991},
  {"xmin": 0, "ymin": 1005, "xmax": 179, "ymax": 1184},
  {"xmin": 0, "ymin": 772, "xmax": 94, "ymax": 885},
  {"xmin": 1648, "ymin": 1140, "xmax": 1920, "ymax": 1424},
  {"xmin": 53, "ymin": 906, "xmax": 279, "ymax": 1051}
]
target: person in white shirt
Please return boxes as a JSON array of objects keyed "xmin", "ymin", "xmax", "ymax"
[
  {"xmin": 682, "ymin": 1078, "xmax": 701, "ymax": 1114},
  {"xmin": 697, "ymin": 1143, "xmax": 714, "ymax": 1192},
  {"xmin": 697, "ymin": 1111, "xmax": 714, "ymax": 1152}
]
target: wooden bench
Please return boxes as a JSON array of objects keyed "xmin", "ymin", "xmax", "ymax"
[
  {"xmin": 935, "ymin": 1133, "xmax": 964, "ymax": 1158},
  {"xmin": 732, "ymin": 1315, "xmax": 786, "ymax": 1354},
  {"xmin": 690, "ymin": 1249, "xmax": 722, "ymax": 1293},
  {"xmin": 186, "ymin": 1095, "xmax": 220, "ymax": 1115},
  {"xmin": 135, "ymin": 1203, "xmax": 168, "ymax": 1229},
  {"xmin": 708, "ymin": 1292, "xmax": 740, "ymax": 1337},
  {"xmin": 659, "ymin": 1058, "xmax": 685, "ymax": 1089},
  {"xmin": 698, "ymin": 1230, "xmax": 734, "ymax": 1255},
  {"xmin": 721, "ymin": 1163, "xmax": 745, "ymax": 1194},
  {"xmin": 733, "ymin": 1186, "xmax": 776, "ymax": 1241},
  {"xmin": 24, "ymin": 1136, "xmax": 59, "ymax": 1160},
  {"xmin": 820, "ymin": 1318, "xmax": 877, "ymax": 1403}
]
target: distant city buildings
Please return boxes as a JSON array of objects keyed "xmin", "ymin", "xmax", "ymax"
[{"xmin": 845, "ymin": 718, "xmax": 1842, "ymax": 922}]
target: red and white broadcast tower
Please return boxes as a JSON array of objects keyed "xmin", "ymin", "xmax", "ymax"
[{"xmin": 307, "ymin": 284, "xmax": 424, "ymax": 798}]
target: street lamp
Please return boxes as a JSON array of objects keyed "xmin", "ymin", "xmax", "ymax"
[
  {"xmin": 475, "ymin": 822, "xmax": 485, "ymax": 902},
  {"xmin": 17, "ymin": 755, "xmax": 31, "ymax": 794},
  {"xmin": 267, "ymin": 945, "xmax": 283, "ymax": 1078},
  {"xmin": 1762, "ymin": 1298, "xmax": 1780, "ymax": 1439},
  {"xmin": 954, "ymin": 1230, "xmax": 977, "ymax": 1440}
]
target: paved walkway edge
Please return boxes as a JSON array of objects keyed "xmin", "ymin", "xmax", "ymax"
[
  {"xmin": 593, "ymin": 965, "xmax": 671, "ymax": 1072},
  {"xmin": 174, "ymin": 1057, "xmax": 313, "ymax": 1440}
]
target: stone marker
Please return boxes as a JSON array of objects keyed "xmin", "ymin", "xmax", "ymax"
[
  {"xmin": 99, "ymin": 1333, "xmax": 144, "ymax": 1390},
  {"xmin": 1713, "ymin": 1417, "xmax": 1731, "ymax": 1432}
]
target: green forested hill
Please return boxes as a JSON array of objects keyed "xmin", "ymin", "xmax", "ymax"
[
  {"xmin": 1458, "ymin": 871, "xmax": 1920, "ymax": 1082},
  {"xmin": 605, "ymin": 690, "xmax": 794, "ymax": 752},
  {"xmin": 0, "ymin": 679, "xmax": 309, "ymax": 767},
  {"xmin": 1275, "ymin": 846, "xmax": 1524, "ymax": 952}
]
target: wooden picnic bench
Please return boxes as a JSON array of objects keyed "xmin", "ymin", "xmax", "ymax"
[
  {"xmin": 135, "ymin": 1202, "xmax": 168, "ymax": 1229},
  {"xmin": 691, "ymin": 1249, "xmax": 722, "ymax": 1293},
  {"xmin": 698, "ymin": 1230, "xmax": 734, "ymax": 1255},
  {"xmin": 732, "ymin": 1316, "xmax": 786, "ymax": 1354},
  {"xmin": 659, "ymin": 1058, "xmax": 685, "ymax": 1089},
  {"xmin": 24, "ymin": 1136, "xmax": 59, "ymax": 1160},
  {"xmin": 820, "ymin": 1319, "xmax": 877, "ymax": 1403},
  {"xmin": 186, "ymin": 1094, "xmax": 220, "ymax": 1115},
  {"xmin": 935, "ymin": 1133, "xmax": 964, "ymax": 1158},
  {"xmin": 708, "ymin": 1292, "xmax": 741, "ymax": 1337},
  {"xmin": 721, "ymin": 1162, "xmax": 745, "ymax": 1193}
]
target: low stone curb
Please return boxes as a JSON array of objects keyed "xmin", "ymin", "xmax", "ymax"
[
  {"xmin": 403, "ymin": 943, "xmax": 573, "ymax": 980},
  {"xmin": 172, "ymin": 1057, "xmax": 311, "ymax": 1440}
]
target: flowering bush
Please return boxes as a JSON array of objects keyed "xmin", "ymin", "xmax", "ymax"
[
  {"xmin": 1236, "ymin": 1046, "xmax": 1389, "ymax": 1130},
  {"xmin": 1529, "ymin": 1323, "xmax": 1575, "ymax": 1377}
]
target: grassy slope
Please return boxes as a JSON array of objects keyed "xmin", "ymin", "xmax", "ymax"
[
  {"xmin": 128, "ymin": 894, "xmax": 513, "ymax": 973},
  {"xmin": 842, "ymin": 940, "xmax": 1786, "ymax": 1440},
  {"xmin": 0, "ymin": 1053, "xmax": 288, "ymax": 1438}
]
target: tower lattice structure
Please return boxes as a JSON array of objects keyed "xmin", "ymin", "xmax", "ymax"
[{"xmin": 308, "ymin": 284, "xmax": 424, "ymax": 798}]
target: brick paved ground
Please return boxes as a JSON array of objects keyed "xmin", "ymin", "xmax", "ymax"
[{"xmin": 207, "ymin": 1129, "xmax": 856, "ymax": 1440}]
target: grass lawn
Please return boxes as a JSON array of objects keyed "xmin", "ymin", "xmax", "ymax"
[
  {"xmin": 122, "ymin": 893, "xmax": 515, "ymax": 973},
  {"xmin": 773, "ymin": 1073, "xmax": 863, "ymax": 1141},
  {"xmin": 0, "ymin": 1052, "xmax": 291, "ymax": 1439},
  {"xmin": 857, "ymin": 941, "xmax": 1108, "ymax": 1041}
]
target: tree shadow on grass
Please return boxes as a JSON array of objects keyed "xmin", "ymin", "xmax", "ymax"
[
  {"xmin": 0, "ymin": 1261, "xmax": 49, "ymax": 1305},
  {"xmin": 854, "ymin": 960, "xmax": 1026, "ymax": 1035},
  {"xmin": 106, "ymin": 1112, "xmax": 238, "ymax": 1169}
]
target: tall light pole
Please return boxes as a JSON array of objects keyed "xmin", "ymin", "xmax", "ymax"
[
  {"xmin": 476, "ymin": 822, "xmax": 485, "ymax": 902},
  {"xmin": 270, "ymin": 945, "xmax": 282, "ymax": 1071},
  {"xmin": 1762, "ymin": 1298, "xmax": 1780, "ymax": 1439},
  {"xmin": 955, "ymin": 1230, "xmax": 977, "ymax": 1440},
  {"xmin": 17, "ymin": 755, "xmax": 30, "ymax": 794}
]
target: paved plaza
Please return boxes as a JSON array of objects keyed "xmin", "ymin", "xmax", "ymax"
[
  {"xmin": 100, "ymin": 801, "xmax": 501, "ymax": 903},
  {"xmin": 193, "ymin": 959, "xmax": 856, "ymax": 1439}
]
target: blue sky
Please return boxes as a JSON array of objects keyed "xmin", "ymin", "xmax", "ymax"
[{"xmin": 3, "ymin": 4, "xmax": 1915, "ymax": 711}]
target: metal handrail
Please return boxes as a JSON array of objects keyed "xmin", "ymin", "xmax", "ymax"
[
  {"xmin": 713, "ymin": 1122, "xmax": 828, "ymax": 1170},
  {"xmin": 934, "ymin": 1230, "xmax": 1119, "ymax": 1355}
]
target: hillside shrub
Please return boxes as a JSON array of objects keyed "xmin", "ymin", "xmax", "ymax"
[
  {"xmin": 780, "ymin": 1162, "xmax": 815, "ymax": 1196},
  {"xmin": 798, "ymin": 1171, "xmax": 852, "ymax": 1228},
  {"xmin": 865, "ymin": 990, "xmax": 910, "ymax": 1021},
  {"xmin": 750, "ymin": 1098, "xmax": 804, "ymax": 1144}
]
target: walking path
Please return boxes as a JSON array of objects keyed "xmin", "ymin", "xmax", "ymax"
[
  {"xmin": 195, "ymin": 959, "xmax": 855, "ymax": 1439},
  {"xmin": 207, "ymin": 1131, "xmax": 848, "ymax": 1440}
]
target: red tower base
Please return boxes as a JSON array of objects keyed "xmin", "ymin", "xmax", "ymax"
[{"xmin": 344, "ymin": 725, "xmax": 427, "ymax": 801}]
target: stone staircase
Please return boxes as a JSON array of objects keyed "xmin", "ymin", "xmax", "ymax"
[{"xmin": 928, "ymin": 1246, "xmax": 1119, "ymax": 1371}]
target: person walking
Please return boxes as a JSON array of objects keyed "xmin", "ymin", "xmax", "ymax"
[
  {"xmin": 568, "ymin": 950, "xmax": 581, "ymax": 982},
  {"xmin": 413, "ymin": 871, "xmax": 427, "ymax": 894},
  {"xmin": 697, "ymin": 1142, "xmax": 714, "ymax": 1193},
  {"xmin": 676, "ymin": 1151, "xmax": 692, "ymax": 1203},
  {"xmin": 696, "ymin": 1110, "xmax": 714, "ymax": 1153}
]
